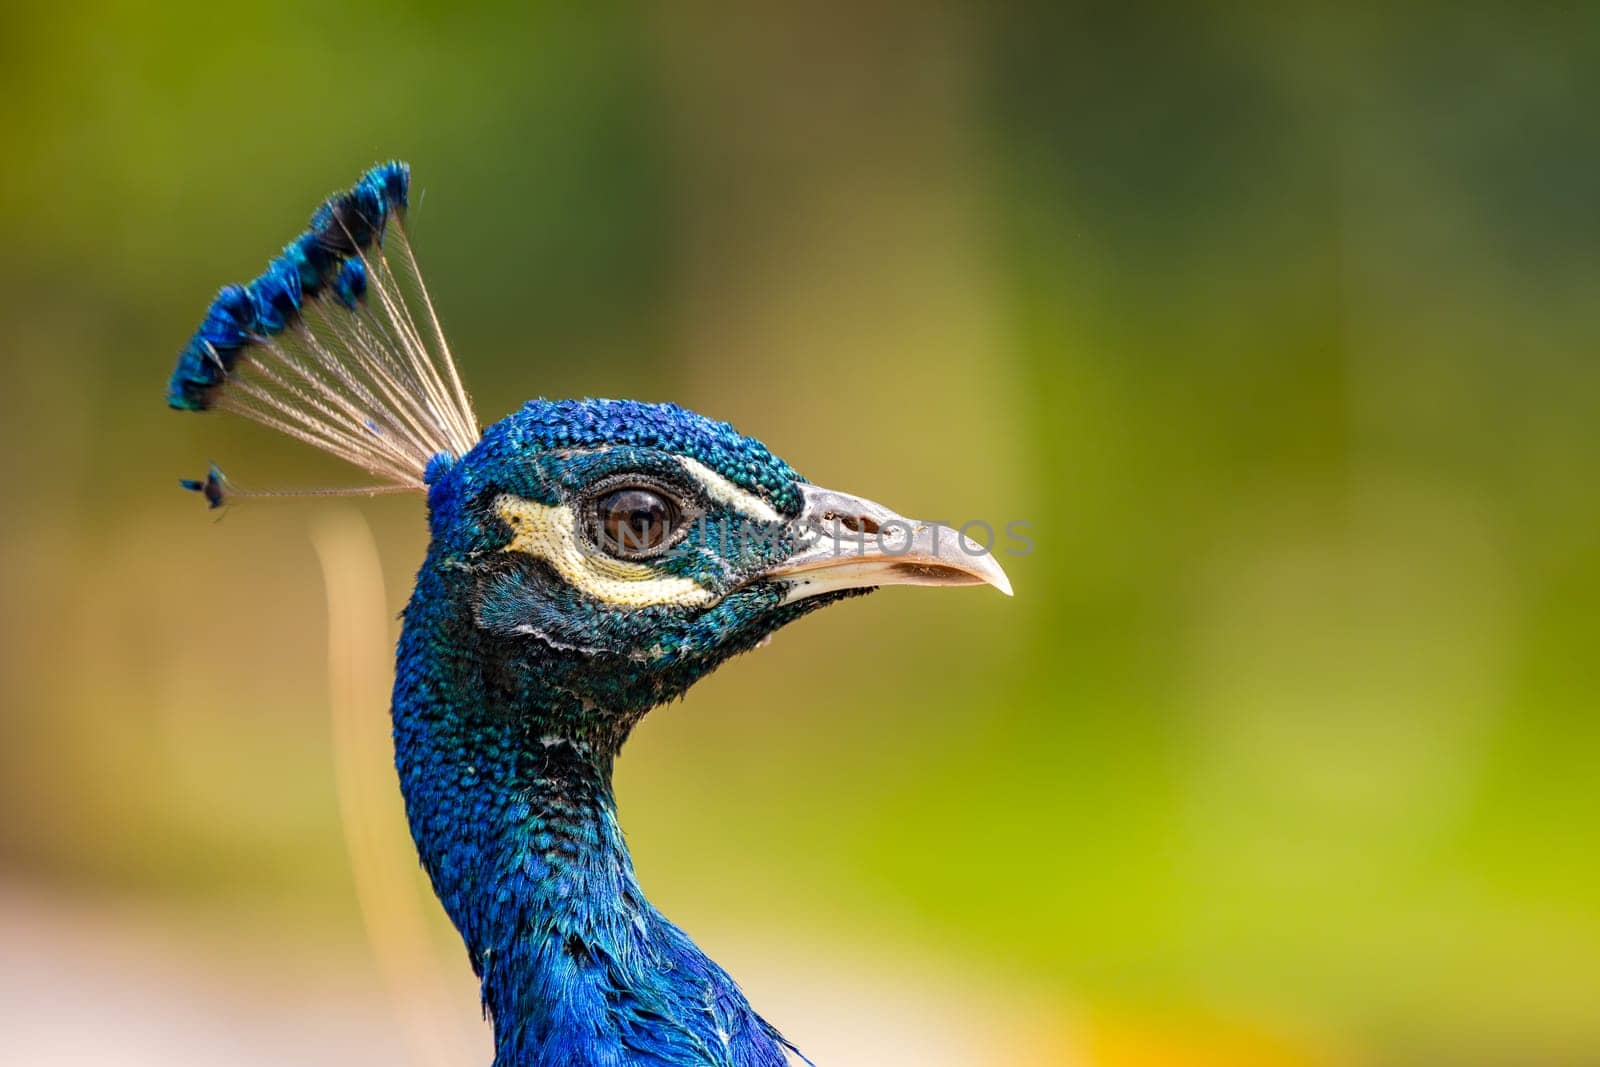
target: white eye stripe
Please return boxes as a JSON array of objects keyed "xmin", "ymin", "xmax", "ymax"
[
  {"xmin": 495, "ymin": 494, "xmax": 713, "ymax": 608},
  {"xmin": 677, "ymin": 457, "xmax": 781, "ymax": 524}
]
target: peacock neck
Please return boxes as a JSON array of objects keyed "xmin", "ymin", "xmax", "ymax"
[
  {"xmin": 392, "ymin": 563, "xmax": 623, "ymax": 1057},
  {"xmin": 391, "ymin": 558, "xmax": 792, "ymax": 1066}
]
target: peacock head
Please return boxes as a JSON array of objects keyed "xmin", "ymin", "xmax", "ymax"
[
  {"xmin": 168, "ymin": 163, "xmax": 1009, "ymax": 741},
  {"xmin": 418, "ymin": 397, "xmax": 1008, "ymax": 732}
]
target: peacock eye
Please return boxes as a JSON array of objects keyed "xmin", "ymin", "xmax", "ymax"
[{"xmin": 594, "ymin": 486, "xmax": 680, "ymax": 558}]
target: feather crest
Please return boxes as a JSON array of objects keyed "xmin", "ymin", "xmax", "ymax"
[{"xmin": 167, "ymin": 162, "xmax": 478, "ymax": 494}]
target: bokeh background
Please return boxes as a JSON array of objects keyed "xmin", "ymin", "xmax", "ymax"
[{"xmin": 3, "ymin": 4, "xmax": 1598, "ymax": 1065}]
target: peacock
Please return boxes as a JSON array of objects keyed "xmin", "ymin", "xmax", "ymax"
[{"xmin": 167, "ymin": 163, "xmax": 1011, "ymax": 1067}]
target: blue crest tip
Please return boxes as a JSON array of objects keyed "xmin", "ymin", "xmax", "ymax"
[
  {"xmin": 179, "ymin": 465, "xmax": 227, "ymax": 509},
  {"xmin": 333, "ymin": 258, "xmax": 368, "ymax": 310}
]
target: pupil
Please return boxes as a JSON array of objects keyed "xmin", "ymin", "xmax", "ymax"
[{"xmin": 599, "ymin": 488, "xmax": 673, "ymax": 553}]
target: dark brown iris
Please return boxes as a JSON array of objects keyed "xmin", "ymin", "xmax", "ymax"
[{"xmin": 596, "ymin": 486, "xmax": 678, "ymax": 557}]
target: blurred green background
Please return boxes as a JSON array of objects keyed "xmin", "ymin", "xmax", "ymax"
[{"xmin": 3, "ymin": 4, "xmax": 1598, "ymax": 1065}]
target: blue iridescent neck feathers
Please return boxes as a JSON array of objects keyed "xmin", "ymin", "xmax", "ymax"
[{"xmin": 396, "ymin": 521, "xmax": 803, "ymax": 1066}]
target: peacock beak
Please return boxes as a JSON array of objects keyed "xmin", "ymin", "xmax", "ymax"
[{"xmin": 760, "ymin": 483, "xmax": 1013, "ymax": 604}]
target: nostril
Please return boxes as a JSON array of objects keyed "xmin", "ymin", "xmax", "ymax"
[{"xmin": 822, "ymin": 511, "xmax": 880, "ymax": 535}]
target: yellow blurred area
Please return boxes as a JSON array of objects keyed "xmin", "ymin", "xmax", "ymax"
[
  {"xmin": 1084, "ymin": 1009, "xmax": 1343, "ymax": 1067},
  {"xmin": 2, "ymin": 3, "xmax": 1598, "ymax": 1064}
]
